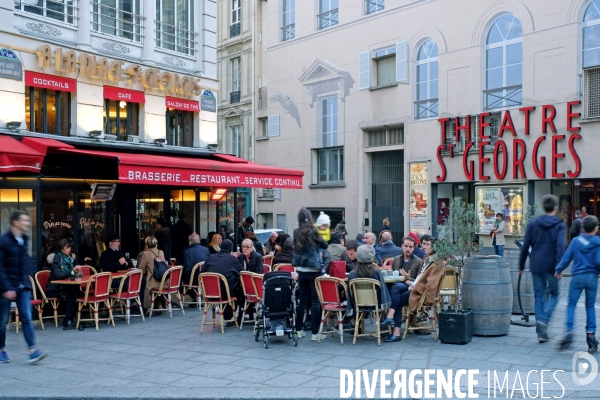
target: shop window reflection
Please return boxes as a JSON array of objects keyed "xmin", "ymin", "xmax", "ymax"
[
  {"xmin": 136, "ymin": 193, "xmax": 165, "ymax": 254},
  {"xmin": 75, "ymin": 191, "xmax": 107, "ymax": 270},
  {"xmin": 0, "ymin": 189, "xmax": 37, "ymax": 261}
]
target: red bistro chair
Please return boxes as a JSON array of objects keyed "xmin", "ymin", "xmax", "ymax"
[
  {"xmin": 109, "ymin": 269, "xmax": 145, "ymax": 325},
  {"xmin": 262, "ymin": 255, "xmax": 274, "ymax": 267},
  {"xmin": 251, "ymin": 274, "xmax": 264, "ymax": 337},
  {"xmin": 263, "ymin": 264, "xmax": 271, "ymax": 274},
  {"xmin": 239, "ymin": 271, "xmax": 261, "ymax": 330},
  {"xmin": 199, "ymin": 272, "xmax": 238, "ymax": 333},
  {"xmin": 9, "ymin": 276, "xmax": 45, "ymax": 334},
  {"xmin": 148, "ymin": 266, "xmax": 185, "ymax": 319},
  {"xmin": 381, "ymin": 258, "xmax": 394, "ymax": 270},
  {"xmin": 79, "ymin": 266, "xmax": 97, "ymax": 293},
  {"xmin": 274, "ymin": 264, "xmax": 296, "ymax": 273},
  {"xmin": 35, "ymin": 270, "xmax": 61, "ymax": 328},
  {"xmin": 315, "ymin": 276, "xmax": 350, "ymax": 344},
  {"xmin": 76, "ymin": 272, "xmax": 115, "ymax": 331},
  {"xmin": 181, "ymin": 262, "xmax": 204, "ymax": 310}
]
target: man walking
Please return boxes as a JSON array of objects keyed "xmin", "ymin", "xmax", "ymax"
[
  {"xmin": 570, "ymin": 210, "xmax": 583, "ymax": 239},
  {"xmin": 0, "ymin": 211, "xmax": 47, "ymax": 364},
  {"xmin": 555, "ymin": 216, "xmax": 600, "ymax": 352},
  {"xmin": 519, "ymin": 194, "xmax": 566, "ymax": 342}
]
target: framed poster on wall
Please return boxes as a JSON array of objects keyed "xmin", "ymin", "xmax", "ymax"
[
  {"xmin": 475, "ymin": 186, "xmax": 524, "ymax": 235},
  {"xmin": 408, "ymin": 161, "xmax": 430, "ymax": 235}
]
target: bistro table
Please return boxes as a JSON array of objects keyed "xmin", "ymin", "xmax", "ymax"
[{"xmin": 383, "ymin": 276, "xmax": 406, "ymax": 284}]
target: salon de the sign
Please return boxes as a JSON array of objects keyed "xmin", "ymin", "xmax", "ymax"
[
  {"xmin": 36, "ymin": 45, "xmax": 203, "ymax": 97},
  {"xmin": 435, "ymin": 101, "xmax": 582, "ymax": 182}
]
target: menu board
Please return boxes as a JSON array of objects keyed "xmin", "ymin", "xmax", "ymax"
[
  {"xmin": 475, "ymin": 186, "xmax": 524, "ymax": 235},
  {"xmin": 409, "ymin": 162, "xmax": 429, "ymax": 235}
]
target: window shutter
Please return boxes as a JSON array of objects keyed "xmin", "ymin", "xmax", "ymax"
[
  {"xmin": 268, "ymin": 114, "xmax": 280, "ymax": 137},
  {"xmin": 585, "ymin": 67, "xmax": 600, "ymax": 119},
  {"xmin": 358, "ymin": 51, "xmax": 370, "ymax": 90},
  {"xmin": 274, "ymin": 189, "xmax": 281, "ymax": 200},
  {"xmin": 396, "ymin": 41, "xmax": 407, "ymax": 82}
]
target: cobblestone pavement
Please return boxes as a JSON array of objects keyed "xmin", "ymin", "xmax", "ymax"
[{"xmin": 2, "ymin": 277, "xmax": 600, "ymax": 399}]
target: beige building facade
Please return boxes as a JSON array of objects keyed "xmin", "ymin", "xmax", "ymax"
[{"xmin": 252, "ymin": 0, "xmax": 600, "ymax": 245}]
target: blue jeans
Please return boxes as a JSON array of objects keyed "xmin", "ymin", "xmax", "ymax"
[
  {"xmin": 0, "ymin": 289, "xmax": 36, "ymax": 350},
  {"xmin": 532, "ymin": 272, "xmax": 560, "ymax": 326},
  {"xmin": 565, "ymin": 273, "xmax": 598, "ymax": 334},
  {"xmin": 494, "ymin": 245, "xmax": 504, "ymax": 256}
]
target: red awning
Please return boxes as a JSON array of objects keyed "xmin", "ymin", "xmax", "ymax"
[
  {"xmin": 59, "ymin": 149, "xmax": 303, "ymax": 189},
  {"xmin": 165, "ymin": 96, "xmax": 200, "ymax": 112},
  {"xmin": 25, "ymin": 71, "xmax": 76, "ymax": 93},
  {"xmin": 104, "ymin": 86, "xmax": 146, "ymax": 103},
  {"xmin": 0, "ymin": 136, "xmax": 44, "ymax": 173},
  {"xmin": 21, "ymin": 137, "xmax": 74, "ymax": 155}
]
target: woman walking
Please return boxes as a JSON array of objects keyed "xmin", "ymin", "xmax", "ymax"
[{"xmin": 293, "ymin": 208, "xmax": 328, "ymax": 341}]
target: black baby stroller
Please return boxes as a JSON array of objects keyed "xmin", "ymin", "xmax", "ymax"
[{"xmin": 254, "ymin": 271, "xmax": 298, "ymax": 348}]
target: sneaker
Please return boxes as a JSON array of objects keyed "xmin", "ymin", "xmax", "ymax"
[
  {"xmin": 311, "ymin": 334, "xmax": 327, "ymax": 341},
  {"xmin": 296, "ymin": 330, "xmax": 306, "ymax": 338},
  {"xmin": 27, "ymin": 349, "xmax": 47, "ymax": 364},
  {"xmin": 0, "ymin": 350, "xmax": 9, "ymax": 363},
  {"xmin": 537, "ymin": 321, "xmax": 549, "ymax": 342}
]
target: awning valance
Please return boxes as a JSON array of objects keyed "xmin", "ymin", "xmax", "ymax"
[
  {"xmin": 0, "ymin": 136, "xmax": 44, "ymax": 173},
  {"xmin": 60, "ymin": 149, "xmax": 303, "ymax": 189}
]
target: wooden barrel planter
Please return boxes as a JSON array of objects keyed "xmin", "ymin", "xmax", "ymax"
[
  {"xmin": 505, "ymin": 249, "xmax": 534, "ymax": 315},
  {"xmin": 462, "ymin": 256, "xmax": 512, "ymax": 336}
]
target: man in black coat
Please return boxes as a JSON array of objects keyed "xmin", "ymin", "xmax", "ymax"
[
  {"xmin": 99, "ymin": 233, "xmax": 133, "ymax": 288},
  {"xmin": 201, "ymin": 239, "xmax": 242, "ymax": 325},
  {"xmin": 170, "ymin": 212, "xmax": 193, "ymax": 264},
  {"xmin": 182, "ymin": 233, "xmax": 210, "ymax": 286},
  {"xmin": 155, "ymin": 218, "xmax": 171, "ymax": 261},
  {"xmin": 0, "ymin": 210, "xmax": 46, "ymax": 363}
]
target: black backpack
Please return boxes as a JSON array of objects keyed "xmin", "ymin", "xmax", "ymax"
[
  {"xmin": 571, "ymin": 218, "xmax": 583, "ymax": 238},
  {"xmin": 151, "ymin": 250, "xmax": 169, "ymax": 281}
]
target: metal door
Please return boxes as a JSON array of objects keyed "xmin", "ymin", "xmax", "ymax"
[{"xmin": 372, "ymin": 150, "xmax": 404, "ymax": 241}]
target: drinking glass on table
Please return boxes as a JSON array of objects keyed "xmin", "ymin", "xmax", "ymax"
[{"xmin": 170, "ymin": 258, "xmax": 176, "ymax": 267}]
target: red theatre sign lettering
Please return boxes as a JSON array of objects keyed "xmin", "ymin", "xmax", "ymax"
[{"xmin": 435, "ymin": 101, "xmax": 582, "ymax": 182}]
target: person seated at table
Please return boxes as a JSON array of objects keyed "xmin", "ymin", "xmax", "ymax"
[
  {"xmin": 137, "ymin": 236, "xmax": 168, "ymax": 311},
  {"xmin": 341, "ymin": 240, "xmax": 359, "ymax": 271},
  {"xmin": 201, "ymin": 239, "xmax": 243, "ymax": 326},
  {"xmin": 346, "ymin": 245, "xmax": 391, "ymax": 317},
  {"xmin": 237, "ymin": 239, "xmax": 264, "ymax": 274},
  {"xmin": 245, "ymin": 231, "xmax": 265, "ymax": 256},
  {"xmin": 273, "ymin": 233, "xmax": 291, "ymax": 256},
  {"xmin": 391, "ymin": 236, "xmax": 422, "ymax": 279},
  {"xmin": 182, "ymin": 233, "xmax": 210, "ymax": 286},
  {"xmin": 45, "ymin": 239, "xmax": 82, "ymax": 330},
  {"xmin": 208, "ymin": 232, "xmax": 222, "ymax": 255},
  {"xmin": 381, "ymin": 235, "xmax": 444, "ymax": 343},
  {"xmin": 273, "ymin": 237, "xmax": 294, "ymax": 265},
  {"xmin": 327, "ymin": 232, "xmax": 346, "ymax": 262},
  {"xmin": 264, "ymin": 231, "xmax": 279, "ymax": 255},
  {"xmin": 99, "ymin": 233, "xmax": 132, "ymax": 289}
]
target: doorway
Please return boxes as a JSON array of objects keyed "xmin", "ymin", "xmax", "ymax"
[{"xmin": 371, "ymin": 150, "xmax": 404, "ymax": 241}]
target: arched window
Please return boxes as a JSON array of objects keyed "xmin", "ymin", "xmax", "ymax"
[
  {"xmin": 583, "ymin": 1, "xmax": 600, "ymax": 118},
  {"xmin": 415, "ymin": 40, "xmax": 438, "ymax": 119},
  {"xmin": 485, "ymin": 14, "xmax": 522, "ymax": 110}
]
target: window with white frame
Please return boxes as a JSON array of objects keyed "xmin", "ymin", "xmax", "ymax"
[
  {"xmin": 15, "ymin": 0, "xmax": 75, "ymax": 24},
  {"xmin": 317, "ymin": 147, "xmax": 344, "ymax": 182},
  {"xmin": 259, "ymin": 118, "xmax": 268, "ymax": 137},
  {"xmin": 484, "ymin": 14, "xmax": 522, "ymax": 110},
  {"xmin": 367, "ymin": 127, "xmax": 403, "ymax": 147},
  {"xmin": 231, "ymin": 57, "xmax": 241, "ymax": 103},
  {"xmin": 282, "ymin": 0, "xmax": 295, "ymax": 41},
  {"xmin": 231, "ymin": 125, "xmax": 241, "ymax": 157},
  {"xmin": 230, "ymin": 0, "xmax": 241, "ymax": 37},
  {"xmin": 415, "ymin": 39, "xmax": 439, "ymax": 119},
  {"xmin": 318, "ymin": 0, "xmax": 338, "ymax": 30},
  {"xmin": 374, "ymin": 46, "xmax": 396, "ymax": 87},
  {"xmin": 583, "ymin": 0, "xmax": 600, "ymax": 118},
  {"xmin": 156, "ymin": 0, "xmax": 196, "ymax": 55},
  {"xmin": 321, "ymin": 96, "xmax": 338, "ymax": 147},
  {"xmin": 92, "ymin": 0, "xmax": 142, "ymax": 41},
  {"xmin": 365, "ymin": 0, "xmax": 383, "ymax": 15}
]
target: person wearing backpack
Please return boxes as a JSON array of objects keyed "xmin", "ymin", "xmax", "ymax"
[
  {"xmin": 571, "ymin": 210, "xmax": 583, "ymax": 239},
  {"xmin": 138, "ymin": 236, "xmax": 168, "ymax": 311}
]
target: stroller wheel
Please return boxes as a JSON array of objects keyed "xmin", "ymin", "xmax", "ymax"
[
  {"xmin": 263, "ymin": 336, "xmax": 269, "ymax": 349},
  {"xmin": 255, "ymin": 327, "xmax": 260, "ymax": 342},
  {"xmin": 293, "ymin": 333, "xmax": 298, "ymax": 347}
]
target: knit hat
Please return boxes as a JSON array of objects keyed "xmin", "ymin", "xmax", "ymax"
[
  {"xmin": 356, "ymin": 245, "xmax": 376, "ymax": 263},
  {"xmin": 245, "ymin": 216, "xmax": 254, "ymax": 225},
  {"xmin": 220, "ymin": 239, "xmax": 234, "ymax": 253},
  {"xmin": 315, "ymin": 211, "xmax": 331, "ymax": 227},
  {"xmin": 408, "ymin": 232, "xmax": 420, "ymax": 245}
]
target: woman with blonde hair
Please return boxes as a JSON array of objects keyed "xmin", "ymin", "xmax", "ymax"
[
  {"xmin": 381, "ymin": 217, "xmax": 390, "ymax": 232},
  {"xmin": 208, "ymin": 232, "xmax": 222, "ymax": 254},
  {"xmin": 137, "ymin": 235, "xmax": 167, "ymax": 311}
]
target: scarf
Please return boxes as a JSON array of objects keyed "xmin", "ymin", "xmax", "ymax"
[
  {"xmin": 315, "ymin": 224, "xmax": 331, "ymax": 242},
  {"xmin": 58, "ymin": 252, "xmax": 74, "ymax": 272}
]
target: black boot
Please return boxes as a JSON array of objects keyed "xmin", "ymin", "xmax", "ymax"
[
  {"xmin": 559, "ymin": 333, "xmax": 572, "ymax": 351},
  {"xmin": 587, "ymin": 333, "xmax": 598, "ymax": 354}
]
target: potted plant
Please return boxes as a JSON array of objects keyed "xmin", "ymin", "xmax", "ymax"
[{"xmin": 434, "ymin": 197, "xmax": 480, "ymax": 344}]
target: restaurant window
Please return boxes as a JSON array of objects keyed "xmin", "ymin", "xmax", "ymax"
[
  {"xmin": 415, "ymin": 39, "xmax": 439, "ymax": 119},
  {"xmin": 0, "ymin": 189, "xmax": 37, "ymax": 261},
  {"xmin": 75, "ymin": 190, "xmax": 107, "ymax": 270},
  {"xmin": 170, "ymin": 190, "xmax": 196, "ymax": 228},
  {"xmin": 583, "ymin": 0, "xmax": 600, "ymax": 118},
  {"xmin": 374, "ymin": 46, "xmax": 396, "ymax": 87},
  {"xmin": 156, "ymin": 0, "xmax": 196, "ymax": 55},
  {"xmin": 318, "ymin": 0, "xmax": 338, "ymax": 30},
  {"xmin": 41, "ymin": 190, "xmax": 74, "ymax": 268},
  {"xmin": 25, "ymin": 86, "xmax": 70, "ymax": 135},
  {"xmin": 320, "ymin": 96, "xmax": 338, "ymax": 147},
  {"xmin": 231, "ymin": 125, "xmax": 241, "ymax": 157},
  {"xmin": 282, "ymin": 0, "xmax": 295, "ymax": 41},
  {"xmin": 92, "ymin": 0, "xmax": 142, "ymax": 42},
  {"xmin": 104, "ymin": 99, "xmax": 139, "ymax": 141},
  {"xmin": 15, "ymin": 0, "xmax": 75, "ymax": 24},
  {"xmin": 484, "ymin": 14, "xmax": 522, "ymax": 110},
  {"xmin": 317, "ymin": 147, "xmax": 344, "ymax": 183},
  {"xmin": 166, "ymin": 109, "xmax": 194, "ymax": 147},
  {"xmin": 136, "ymin": 192, "xmax": 165, "ymax": 254}
]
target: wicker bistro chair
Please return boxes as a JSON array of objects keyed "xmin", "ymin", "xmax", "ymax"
[
  {"xmin": 76, "ymin": 272, "xmax": 115, "ymax": 331},
  {"xmin": 181, "ymin": 262, "xmax": 204, "ymax": 310},
  {"xmin": 263, "ymin": 255, "xmax": 274, "ymax": 267},
  {"xmin": 239, "ymin": 271, "xmax": 261, "ymax": 330},
  {"xmin": 381, "ymin": 258, "xmax": 394, "ymax": 270},
  {"xmin": 348, "ymin": 278, "xmax": 391, "ymax": 346},
  {"xmin": 9, "ymin": 276, "xmax": 45, "ymax": 334},
  {"xmin": 315, "ymin": 276, "xmax": 351, "ymax": 344},
  {"xmin": 273, "ymin": 264, "xmax": 296, "ymax": 273},
  {"xmin": 402, "ymin": 274, "xmax": 445, "ymax": 341},
  {"xmin": 34, "ymin": 270, "xmax": 61, "ymax": 328},
  {"xmin": 148, "ymin": 266, "xmax": 185, "ymax": 319},
  {"xmin": 109, "ymin": 269, "xmax": 145, "ymax": 325},
  {"xmin": 438, "ymin": 267, "xmax": 458, "ymax": 309},
  {"xmin": 199, "ymin": 272, "xmax": 239, "ymax": 333}
]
